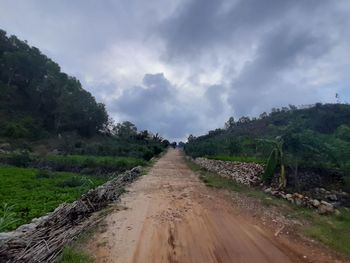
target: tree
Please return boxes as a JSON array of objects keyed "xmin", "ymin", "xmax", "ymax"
[
  {"xmin": 188, "ymin": 134, "xmax": 196, "ymax": 142},
  {"xmin": 259, "ymin": 112, "xmax": 268, "ymax": 119},
  {"xmin": 237, "ymin": 116, "xmax": 250, "ymax": 125},
  {"xmin": 225, "ymin": 117, "xmax": 235, "ymax": 130},
  {"xmin": 113, "ymin": 121, "xmax": 137, "ymax": 138}
]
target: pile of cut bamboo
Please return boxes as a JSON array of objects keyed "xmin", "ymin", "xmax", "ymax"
[{"xmin": 0, "ymin": 166, "xmax": 142, "ymax": 263}]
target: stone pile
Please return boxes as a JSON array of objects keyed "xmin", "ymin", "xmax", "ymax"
[
  {"xmin": 193, "ymin": 157, "xmax": 349, "ymax": 215},
  {"xmin": 263, "ymin": 187, "xmax": 349, "ymax": 215},
  {"xmin": 194, "ymin": 158, "xmax": 264, "ymax": 186}
]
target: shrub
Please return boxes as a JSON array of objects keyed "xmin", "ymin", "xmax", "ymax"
[
  {"xmin": 4, "ymin": 123, "xmax": 29, "ymax": 138},
  {"xmin": 8, "ymin": 151, "xmax": 32, "ymax": 167},
  {"xmin": 36, "ymin": 169, "xmax": 52, "ymax": 179},
  {"xmin": 143, "ymin": 150, "xmax": 154, "ymax": 161}
]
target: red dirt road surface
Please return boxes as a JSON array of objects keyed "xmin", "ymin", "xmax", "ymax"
[{"xmin": 85, "ymin": 149, "xmax": 321, "ymax": 263}]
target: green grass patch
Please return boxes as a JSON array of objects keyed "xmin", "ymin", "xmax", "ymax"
[
  {"xmin": 186, "ymin": 157, "xmax": 350, "ymax": 257},
  {"xmin": 0, "ymin": 165, "xmax": 107, "ymax": 231},
  {"xmin": 207, "ymin": 155, "xmax": 265, "ymax": 165},
  {"xmin": 59, "ymin": 247, "xmax": 93, "ymax": 263},
  {"xmin": 45, "ymin": 154, "xmax": 145, "ymax": 171},
  {"xmin": 59, "ymin": 217, "xmax": 105, "ymax": 262},
  {"xmin": 302, "ymin": 209, "xmax": 350, "ymax": 256}
]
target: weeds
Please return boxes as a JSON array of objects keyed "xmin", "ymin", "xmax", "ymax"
[
  {"xmin": 0, "ymin": 204, "xmax": 19, "ymax": 232},
  {"xmin": 59, "ymin": 247, "xmax": 93, "ymax": 263}
]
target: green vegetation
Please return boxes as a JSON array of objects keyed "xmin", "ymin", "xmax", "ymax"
[
  {"xmin": 0, "ymin": 30, "xmax": 169, "ymax": 164},
  {"xmin": 185, "ymin": 103, "xmax": 350, "ymax": 190},
  {"xmin": 59, "ymin": 217, "xmax": 106, "ymax": 262},
  {"xmin": 0, "ymin": 29, "xmax": 108, "ymax": 138},
  {"xmin": 187, "ymin": 158, "xmax": 350, "ymax": 256},
  {"xmin": 0, "ymin": 204, "xmax": 19, "ymax": 232},
  {"xmin": 59, "ymin": 247, "xmax": 93, "ymax": 263},
  {"xmin": 45, "ymin": 154, "xmax": 145, "ymax": 172},
  {"xmin": 305, "ymin": 210, "xmax": 350, "ymax": 256},
  {"xmin": 0, "ymin": 166, "xmax": 107, "ymax": 231}
]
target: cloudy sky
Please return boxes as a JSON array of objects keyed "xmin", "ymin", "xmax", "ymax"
[{"xmin": 1, "ymin": 0, "xmax": 350, "ymax": 140}]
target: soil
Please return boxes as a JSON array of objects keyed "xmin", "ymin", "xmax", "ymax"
[{"xmin": 85, "ymin": 149, "xmax": 349, "ymax": 263}]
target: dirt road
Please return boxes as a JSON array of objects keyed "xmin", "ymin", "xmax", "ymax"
[{"xmin": 86, "ymin": 149, "xmax": 304, "ymax": 263}]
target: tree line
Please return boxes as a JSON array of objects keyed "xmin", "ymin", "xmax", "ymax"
[
  {"xmin": 0, "ymin": 29, "xmax": 108, "ymax": 138},
  {"xmin": 185, "ymin": 103, "xmax": 350, "ymax": 191}
]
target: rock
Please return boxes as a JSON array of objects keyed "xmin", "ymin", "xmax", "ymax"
[
  {"xmin": 340, "ymin": 192, "xmax": 349, "ymax": 198},
  {"xmin": 131, "ymin": 166, "xmax": 143, "ymax": 174},
  {"xmin": 319, "ymin": 188, "xmax": 327, "ymax": 193},
  {"xmin": 264, "ymin": 187, "xmax": 272, "ymax": 194},
  {"xmin": 194, "ymin": 158, "xmax": 264, "ymax": 186},
  {"xmin": 320, "ymin": 200, "xmax": 332, "ymax": 206},
  {"xmin": 271, "ymin": 191, "xmax": 279, "ymax": 196},
  {"xmin": 318, "ymin": 201, "xmax": 334, "ymax": 215},
  {"xmin": 327, "ymin": 194, "xmax": 338, "ymax": 201},
  {"xmin": 311, "ymin": 199, "xmax": 320, "ymax": 207},
  {"xmin": 0, "ymin": 143, "xmax": 11, "ymax": 150},
  {"xmin": 285, "ymin": 194, "xmax": 292, "ymax": 200}
]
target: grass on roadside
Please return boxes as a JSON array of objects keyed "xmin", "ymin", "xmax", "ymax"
[
  {"xmin": 59, "ymin": 228, "xmax": 96, "ymax": 263},
  {"xmin": 185, "ymin": 157, "xmax": 350, "ymax": 257},
  {"xmin": 60, "ymin": 247, "xmax": 93, "ymax": 263}
]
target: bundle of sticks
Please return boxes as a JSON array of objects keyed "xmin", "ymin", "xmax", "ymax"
[{"xmin": 0, "ymin": 166, "xmax": 142, "ymax": 263}]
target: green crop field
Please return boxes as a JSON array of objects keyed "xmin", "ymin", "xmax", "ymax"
[
  {"xmin": 45, "ymin": 154, "xmax": 146, "ymax": 170},
  {"xmin": 0, "ymin": 166, "xmax": 107, "ymax": 231}
]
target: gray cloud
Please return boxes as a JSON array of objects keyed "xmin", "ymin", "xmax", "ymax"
[
  {"xmin": 110, "ymin": 73, "xmax": 226, "ymax": 140},
  {"xmin": 160, "ymin": 0, "xmax": 350, "ymax": 118},
  {"xmin": 1, "ymin": 0, "xmax": 350, "ymax": 140},
  {"xmin": 110, "ymin": 73, "xmax": 198, "ymax": 140}
]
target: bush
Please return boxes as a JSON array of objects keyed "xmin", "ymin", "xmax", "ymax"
[
  {"xmin": 143, "ymin": 150, "xmax": 154, "ymax": 161},
  {"xmin": 8, "ymin": 151, "xmax": 32, "ymax": 167},
  {"xmin": 36, "ymin": 169, "xmax": 52, "ymax": 179},
  {"xmin": 4, "ymin": 123, "xmax": 29, "ymax": 138}
]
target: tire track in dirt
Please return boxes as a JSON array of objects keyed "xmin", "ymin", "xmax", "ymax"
[{"xmin": 86, "ymin": 149, "xmax": 307, "ymax": 263}]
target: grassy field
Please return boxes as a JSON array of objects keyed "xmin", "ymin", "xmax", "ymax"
[
  {"xmin": 206, "ymin": 155, "xmax": 266, "ymax": 165},
  {"xmin": 0, "ymin": 166, "xmax": 107, "ymax": 231},
  {"xmin": 186, "ymin": 158, "xmax": 350, "ymax": 257},
  {"xmin": 44, "ymin": 154, "xmax": 146, "ymax": 171}
]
